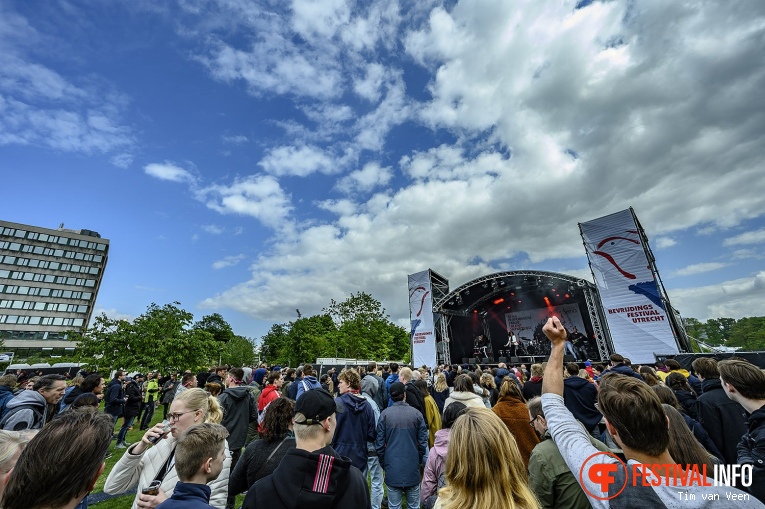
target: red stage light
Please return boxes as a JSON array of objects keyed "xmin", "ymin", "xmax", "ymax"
[
  {"xmin": 556, "ymin": 294, "xmax": 560, "ymax": 297},
  {"xmin": 493, "ymin": 298, "xmax": 504, "ymax": 305},
  {"xmin": 473, "ymin": 309, "xmax": 478, "ymax": 313},
  {"xmin": 510, "ymin": 292, "xmax": 515, "ymax": 296},
  {"xmin": 565, "ymin": 293, "xmax": 570, "ymax": 298},
  {"xmin": 543, "ymin": 296, "xmax": 550, "ymax": 304}
]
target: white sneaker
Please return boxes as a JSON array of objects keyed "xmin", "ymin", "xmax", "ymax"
[{"xmin": 115, "ymin": 442, "xmax": 127, "ymax": 449}]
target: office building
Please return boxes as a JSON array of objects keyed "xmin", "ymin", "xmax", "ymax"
[{"xmin": 0, "ymin": 220, "xmax": 109, "ymax": 355}]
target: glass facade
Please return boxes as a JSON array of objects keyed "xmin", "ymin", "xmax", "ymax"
[{"xmin": 0, "ymin": 221, "xmax": 109, "ymax": 346}]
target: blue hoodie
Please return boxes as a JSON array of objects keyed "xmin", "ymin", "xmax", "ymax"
[
  {"xmin": 331, "ymin": 392, "xmax": 376, "ymax": 471},
  {"xmin": 385, "ymin": 373, "xmax": 399, "ymax": 408},
  {"xmin": 295, "ymin": 376, "xmax": 322, "ymax": 400},
  {"xmin": 562, "ymin": 376, "xmax": 601, "ymax": 431}
]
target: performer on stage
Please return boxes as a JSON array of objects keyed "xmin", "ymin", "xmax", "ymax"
[{"xmin": 504, "ymin": 330, "xmax": 519, "ymax": 358}]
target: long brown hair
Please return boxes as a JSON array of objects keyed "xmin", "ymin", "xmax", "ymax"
[{"xmin": 437, "ymin": 408, "xmax": 540, "ymax": 509}]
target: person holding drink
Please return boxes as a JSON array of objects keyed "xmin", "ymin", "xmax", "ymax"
[{"xmin": 104, "ymin": 388, "xmax": 231, "ymax": 509}]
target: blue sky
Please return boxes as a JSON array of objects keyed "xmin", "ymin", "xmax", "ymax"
[{"xmin": 2, "ymin": 0, "xmax": 764, "ymax": 342}]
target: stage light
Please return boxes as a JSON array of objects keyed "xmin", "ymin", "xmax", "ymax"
[
  {"xmin": 510, "ymin": 292, "xmax": 515, "ymax": 297},
  {"xmin": 491, "ymin": 280, "xmax": 498, "ymax": 289},
  {"xmin": 499, "ymin": 279, "xmax": 506, "ymax": 286},
  {"xmin": 544, "ymin": 296, "xmax": 551, "ymax": 304},
  {"xmin": 556, "ymin": 294, "xmax": 560, "ymax": 297},
  {"xmin": 482, "ymin": 282, "xmax": 488, "ymax": 289},
  {"xmin": 565, "ymin": 293, "xmax": 570, "ymax": 298},
  {"xmin": 493, "ymin": 298, "xmax": 504, "ymax": 305},
  {"xmin": 473, "ymin": 309, "xmax": 478, "ymax": 314}
]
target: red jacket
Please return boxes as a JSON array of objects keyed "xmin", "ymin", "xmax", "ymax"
[{"xmin": 257, "ymin": 384, "xmax": 280, "ymax": 433}]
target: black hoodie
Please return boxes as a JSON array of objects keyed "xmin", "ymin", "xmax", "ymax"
[
  {"xmin": 218, "ymin": 385, "xmax": 257, "ymax": 450},
  {"xmin": 242, "ymin": 445, "xmax": 370, "ymax": 509}
]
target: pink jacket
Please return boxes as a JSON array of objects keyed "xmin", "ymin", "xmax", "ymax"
[{"xmin": 420, "ymin": 428, "xmax": 450, "ymax": 503}]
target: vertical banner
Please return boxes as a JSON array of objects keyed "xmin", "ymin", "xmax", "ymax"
[
  {"xmin": 408, "ymin": 270, "xmax": 437, "ymax": 368},
  {"xmin": 580, "ymin": 209, "xmax": 678, "ymax": 362}
]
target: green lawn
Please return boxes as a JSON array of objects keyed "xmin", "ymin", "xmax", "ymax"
[{"xmin": 90, "ymin": 411, "xmax": 245, "ymax": 508}]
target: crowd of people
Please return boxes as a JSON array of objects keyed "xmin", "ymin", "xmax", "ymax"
[{"xmin": 0, "ymin": 321, "xmax": 765, "ymax": 508}]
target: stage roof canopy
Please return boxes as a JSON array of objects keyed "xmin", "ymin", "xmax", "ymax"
[{"xmin": 434, "ymin": 270, "xmax": 597, "ymax": 317}]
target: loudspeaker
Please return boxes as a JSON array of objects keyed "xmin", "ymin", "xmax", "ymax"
[
  {"xmin": 462, "ymin": 358, "xmax": 469, "ymax": 364},
  {"xmin": 468, "ymin": 358, "xmax": 478, "ymax": 364},
  {"xmin": 498, "ymin": 357, "xmax": 508, "ymax": 363},
  {"xmin": 481, "ymin": 358, "xmax": 490, "ymax": 364},
  {"xmin": 511, "ymin": 356, "xmax": 521, "ymax": 365},
  {"xmin": 564, "ymin": 355, "xmax": 576, "ymax": 363}
]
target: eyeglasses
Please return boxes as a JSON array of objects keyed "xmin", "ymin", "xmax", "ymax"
[
  {"xmin": 168, "ymin": 409, "xmax": 198, "ymax": 422},
  {"xmin": 529, "ymin": 416, "xmax": 539, "ymax": 427}
]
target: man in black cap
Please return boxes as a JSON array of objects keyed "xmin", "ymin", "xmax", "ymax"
[{"xmin": 242, "ymin": 388, "xmax": 370, "ymax": 509}]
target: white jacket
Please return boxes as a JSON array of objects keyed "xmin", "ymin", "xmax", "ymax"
[
  {"xmin": 442, "ymin": 390, "xmax": 487, "ymax": 414},
  {"xmin": 104, "ymin": 434, "xmax": 231, "ymax": 509}
]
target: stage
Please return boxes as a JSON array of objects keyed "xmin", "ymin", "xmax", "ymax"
[{"xmin": 431, "ymin": 270, "xmax": 612, "ymax": 365}]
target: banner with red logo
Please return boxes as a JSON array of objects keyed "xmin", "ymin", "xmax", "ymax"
[
  {"xmin": 408, "ymin": 270, "xmax": 436, "ymax": 368},
  {"xmin": 580, "ymin": 209, "xmax": 678, "ymax": 362}
]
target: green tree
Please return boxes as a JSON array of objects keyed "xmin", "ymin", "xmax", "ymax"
[
  {"xmin": 324, "ymin": 292, "xmax": 408, "ymax": 361},
  {"xmin": 70, "ymin": 302, "xmax": 218, "ymax": 372},
  {"xmin": 193, "ymin": 313, "xmax": 235, "ymax": 343},
  {"xmin": 727, "ymin": 317, "xmax": 765, "ymax": 351},
  {"xmin": 221, "ymin": 335, "xmax": 257, "ymax": 366},
  {"xmin": 260, "ymin": 323, "xmax": 291, "ymax": 365}
]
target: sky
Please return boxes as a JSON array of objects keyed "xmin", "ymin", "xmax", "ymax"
[{"xmin": 2, "ymin": 0, "xmax": 764, "ymax": 343}]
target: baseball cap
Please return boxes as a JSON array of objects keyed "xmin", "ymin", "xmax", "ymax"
[
  {"xmin": 293, "ymin": 389, "xmax": 344, "ymax": 425},
  {"xmin": 389, "ymin": 382, "xmax": 405, "ymax": 401}
]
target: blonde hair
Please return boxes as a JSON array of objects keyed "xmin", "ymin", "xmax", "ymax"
[
  {"xmin": 498, "ymin": 377, "xmax": 524, "ymax": 401},
  {"xmin": 0, "ymin": 431, "xmax": 31, "ymax": 473},
  {"xmin": 175, "ymin": 388, "xmax": 223, "ymax": 424},
  {"xmin": 434, "ymin": 373, "xmax": 448, "ymax": 393},
  {"xmin": 479, "ymin": 373, "xmax": 496, "ymax": 390},
  {"xmin": 399, "ymin": 367, "xmax": 413, "ymax": 383},
  {"xmin": 438, "ymin": 408, "xmax": 540, "ymax": 509}
]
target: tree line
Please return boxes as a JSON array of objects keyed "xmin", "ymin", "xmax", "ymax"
[
  {"xmin": 684, "ymin": 316, "xmax": 765, "ymax": 351},
  {"xmin": 260, "ymin": 292, "xmax": 409, "ymax": 366},
  {"xmin": 66, "ymin": 291, "xmax": 408, "ymax": 372},
  {"xmin": 69, "ymin": 303, "xmax": 256, "ymax": 372}
]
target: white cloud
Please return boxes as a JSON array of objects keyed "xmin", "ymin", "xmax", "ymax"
[
  {"xmin": 672, "ymin": 262, "xmax": 730, "ymax": 277},
  {"xmin": 258, "ymin": 145, "xmax": 337, "ymax": 177},
  {"xmin": 144, "ymin": 162, "xmax": 196, "ymax": 183},
  {"xmin": 291, "ymin": 0, "xmax": 351, "ymax": 40},
  {"xmin": 0, "ymin": 10, "xmax": 135, "ymax": 158},
  {"xmin": 669, "ymin": 272, "xmax": 765, "ymax": 321},
  {"xmin": 201, "ymin": 224, "xmax": 225, "ymax": 235},
  {"xmin": 222, "ymin": 134, "xmax": 248, "ymax": 144},
  {"xmin": 212, "ymin": 254, "xmax": 246, "ymax": 270},
  {"xmin": 167, "ymin": 1, "xmax": 765, "ymax": 327},
  {"xmin": 654, "ymin": 237, "xmax": 677, "ymax": 249},
  {"xmin": 336, "ymin": 162, "xmax": 392, "ymax": 193},
  {"xmin": 353, "ymin": 63, "xmax": 386, "ymax": 102},
  {"xmin": 732, "ymin": 248, "xmax": 764, "ymax": 260},
  {"xmin": 196, "ymin": 174, "xmax": 292, "ymax": 229},
  {"xmin": 110, "ymin": 152, "xmax": 134, "ymax": 169},
  {"xmin": 92, "ymin": 307, "xmax": 134, "ymax": 322},
  {"xmin": 723, "ymin": 228, "xmax": 765, "ymax": 247}
]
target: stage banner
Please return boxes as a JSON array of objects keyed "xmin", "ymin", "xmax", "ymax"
[
  {"xmin": 580, "ymin": 209, "xmax": 678, "ymax": 362},
  {"xmin": 408, "ymin": 270, "xmax": 437, "ymax": 368}
]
